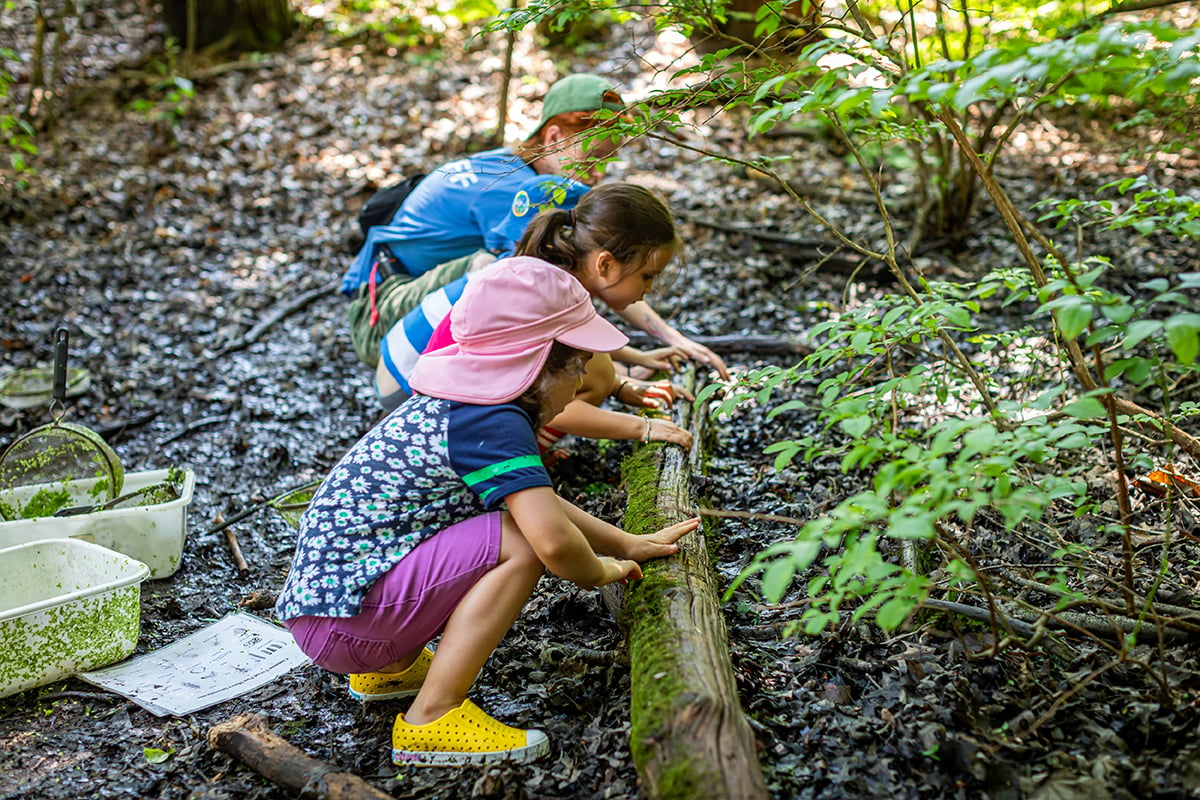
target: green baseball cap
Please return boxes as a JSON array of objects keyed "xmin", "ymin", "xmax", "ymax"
[{"xmin": 533, "ymin": 73, "xmax": 625, "ymax": 134}]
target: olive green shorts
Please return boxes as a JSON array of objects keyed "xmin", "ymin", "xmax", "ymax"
[{"xmin": 347, "ymin": 253, "xmax": 477, "ymax": 368}]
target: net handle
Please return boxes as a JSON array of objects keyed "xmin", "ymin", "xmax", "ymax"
[{"xmin": 51, "ymin": 327, "xmax": 68, "ymax": 418}]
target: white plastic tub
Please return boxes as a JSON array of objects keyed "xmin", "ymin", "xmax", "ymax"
[
  {"xmin": 0, "ymin": 469, "xmax": 194, "ymax": 579},
  {"xmin": 0, "ymin": 538, "xmax": 149, "ymax": 698}
]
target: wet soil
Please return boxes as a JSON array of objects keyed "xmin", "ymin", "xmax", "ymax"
[{"xmin": 3, "ymin": 4, "xmax": 1200, "ymax": 800}]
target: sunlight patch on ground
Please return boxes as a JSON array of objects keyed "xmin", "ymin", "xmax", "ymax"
[{"xmin": 223, "ymin": 250, "xmax": 293, "ymax": 291}]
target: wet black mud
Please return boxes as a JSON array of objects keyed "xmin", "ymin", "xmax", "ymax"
[{"xmin": 3, "ymin": 4, "xmax": 1200, "ymax": 800}]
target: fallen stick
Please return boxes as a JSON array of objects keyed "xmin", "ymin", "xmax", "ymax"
[
  {"xmin": 208, "ymin": 714, "xmax": 398, "ymax": 800},
  {"xmin": 923, "ymin": 596, "xmax": 1200, "ymax": 644},
  {"xmin": 212, "ymin": 284, "xmax": 331, "ymax": 357},
  {"xmin": 203, "ymin": 478, "xmax": 324, "ymax": 538},
  {"xmin": 211, "ymin": 511, "xmax": 249, "ymax": 573},
  {"xmin": 156, "ymin": 414, "xmax": 229, "ymax": 446},
  {"xmin": 625, "ymin": 333, "xmax": 810, "ymax": 357},
  {"xmin": 224, "ymin": 527, "xmax": 249, "ymax": 574},
  {"xmin": 92, "ymin": 410, "xmax": 159, "ymax": 442}
]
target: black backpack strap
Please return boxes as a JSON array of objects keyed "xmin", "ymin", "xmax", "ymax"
[{"xmin": 357, "ymin": 173, "xmax": 427, "ymax": 236}]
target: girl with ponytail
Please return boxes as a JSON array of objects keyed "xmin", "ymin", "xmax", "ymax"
[{"xmin": 376, "ymin": 182, "xmax": 719, "ymax": 449}]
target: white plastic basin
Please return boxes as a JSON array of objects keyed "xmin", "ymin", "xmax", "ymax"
[
  {"xmin": 0, "ymin": 468, "xmax": 194, "ymax": 579},
  {"xmin": 0, "ymin": 538, "xmax": 149, "ymax": 698}
]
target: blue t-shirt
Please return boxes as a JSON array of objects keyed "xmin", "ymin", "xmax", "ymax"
[
  {"xmin": 275, "ymin": 394, "xmax": 551, "ymax": 620},
  {"xmin": 340, "ymin": 150, "xmax": 588, "ymax": 296}
]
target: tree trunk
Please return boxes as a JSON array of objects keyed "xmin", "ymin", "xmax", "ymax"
[
  {"xmin": 617, "ymin": 371, "xmax": 768, "ymax": 800},
  {"xmin": 162, "ymin": 0, "xmax": 295, "ymax": 53}
]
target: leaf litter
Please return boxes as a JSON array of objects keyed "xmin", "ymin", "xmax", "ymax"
[{"xmin": 2, "ymin": 3, "xmax": 1200, "ymax": 800}]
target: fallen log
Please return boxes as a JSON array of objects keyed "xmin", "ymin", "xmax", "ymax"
[
  {"xmin": 617, "ymin": 368, "xmax": 768, "ymax": 800},
  {"xmin": 625, "ymin": 332, "xmax": 810, "ymax": 357},
  {"xmin": 207, "ymin": 713, "xmax": 397, "ymax": 800}
]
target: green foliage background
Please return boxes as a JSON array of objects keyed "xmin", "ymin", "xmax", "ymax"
[{"xmin": 488, "ymin": 0, "xmax": 1199, "ymax": 659}]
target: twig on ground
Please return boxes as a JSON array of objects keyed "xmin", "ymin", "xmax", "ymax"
[
  {"xmin": 157, "ymin": 414, "xmax": 229, "ymax": 445},
  {"xmin": 921, "ymin": 597, "xmax": 1039, "ymax": 639},
  {"xmin": 225, "ymin": 527, "xmax": 249, "ymax": 575},
  {"xmin": 208, "ymin": 714, "xmax": 397, "ymax": 800},
  {"xmin": 211, "ymin": 285, "xmax": 331, "ymax": 358},
  {"xmin": 999, "ymin": 569, "xmax": 1200, "ymax": 625},
  {"xmin": 666, "ymin": 504, "xmax": 807, "ymax": 528},
  {"xmin": 93, "ymin": 411, "xmax": 159, "ymax": 442},
  {"xmin": 212, "ymin": 511, "xmax": 249, "ymax": 574},
  {"xmin": 203, "ymin": 478, "xmax": 322, "ymax": 539},
  {"xmin": 38, "ymin": 691, "xmax": 129, "ymax": 703}
]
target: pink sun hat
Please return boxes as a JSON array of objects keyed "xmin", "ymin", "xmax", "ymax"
[{"xmin": 408, "ymin": 256, "xmax": 629, "ymax": 404}]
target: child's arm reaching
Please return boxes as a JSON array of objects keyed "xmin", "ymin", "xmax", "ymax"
[
  {"xmin": 614, "ymin": 300, "xmax": 731, "ymax": 380},
  {"xmin": 612, "ymin": 345, "xmax": 688, "ymax": 374},
  {"xmin": 550, "ymin": 398, "xmax": 693, "ymax": 450},
  {"xmin": 505, "ymin": 489, "xmax": 697, "ymax": 589},
  {"xmin": 557, "ymin": 497, "xmax": 700, "ymax": 563},
  {"xmin": 506, "ymin": 487, "xmax": 642, "ymax": 588}
]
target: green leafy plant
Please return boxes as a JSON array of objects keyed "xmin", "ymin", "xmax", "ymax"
[
  {"xmin": 0, "ymin": 44, "xmax": 37, "ymax": 189},
  {"xmin": 127, "ymin": 75, "xmax": 195, "ymax": 123},
  {"xmin": 319, "ymin": 0, "xmax": 498, "ymax": 49},
  {"xmin": 500, "ymin": 0, "xmax": 1199, "ymax": 675},
  {"xmin": 124, "ymin": 40, "xmax": 195, "ymax": 145}
]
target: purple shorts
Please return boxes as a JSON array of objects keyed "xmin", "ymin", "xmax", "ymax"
[{"xmin": 285, "ymin": 512, "xmax": 501, "ymax": 674}]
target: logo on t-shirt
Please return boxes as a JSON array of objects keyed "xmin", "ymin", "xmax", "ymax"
[
  {"xmin": 445, "ymin": 158, "xmax": 478, "ymax": 188},
  {"xmin": 511, "ymin": 190, "xmax": 531, "ymax": 218}
]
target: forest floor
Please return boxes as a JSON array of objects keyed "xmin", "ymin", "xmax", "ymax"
[{"xmin": 2, "ymin": 3, "xmax": 1200, "ymax": 800}]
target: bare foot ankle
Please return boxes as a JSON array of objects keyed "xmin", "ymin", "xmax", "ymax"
[
  {"xmin": 404, "ymin": 700, "xmax": 457, "ymax": 726},
  {"xmin": 377, "ymin": 654, "xmax": 419, "ymax": 674}
]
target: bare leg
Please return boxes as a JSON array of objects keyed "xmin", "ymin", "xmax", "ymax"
[{"xmin": 403, "ymin": 511, "xmax": 543, "ymax": 724}]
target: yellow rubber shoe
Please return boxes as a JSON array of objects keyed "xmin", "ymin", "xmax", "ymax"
[
  {"xmin": 392, "ymin": 699, "xmax": 550, "ymax": 767},
  {"xmin": 348, "ymin": 647, "xmax": 434, "ymax": 702}
]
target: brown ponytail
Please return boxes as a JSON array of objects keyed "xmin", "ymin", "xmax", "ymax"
[{"xmin": 514, "ymin": 182, "xmax": 681, "ymax": 279}]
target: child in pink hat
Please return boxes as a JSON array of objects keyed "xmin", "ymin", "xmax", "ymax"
[{"xmin": 276, "ymin": 258, "xmax": 699, "ymax": 767}]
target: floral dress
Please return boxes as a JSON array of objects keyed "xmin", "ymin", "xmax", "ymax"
[{"xmin": 275, "ymin": 394, "xmax": 550, "ymax": 620}]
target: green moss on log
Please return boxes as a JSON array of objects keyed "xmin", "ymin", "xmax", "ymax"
[
  {"xmin": 621, "ymin": 442, "xmax": 723, "ymax": 797},
  {"xmin": 621, "ymin": 443, "xmax": 670, "ymax": 535}
]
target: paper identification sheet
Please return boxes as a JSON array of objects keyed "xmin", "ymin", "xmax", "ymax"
[{"xmin": 80, "ymin": 611, "xmax": 310, "ymax": 716}]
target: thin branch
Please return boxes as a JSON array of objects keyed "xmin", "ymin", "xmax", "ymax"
[
  {"xmin": 211, "ymin": 284, "xmax": 330, "ymax": 358},
  {"xmin": 642, "ymin": 131, "xmax": 887, "ymax": 263},
  {"xmin": 1103, "ymin": 0, "xmax": 1195, "ymax": 15}
]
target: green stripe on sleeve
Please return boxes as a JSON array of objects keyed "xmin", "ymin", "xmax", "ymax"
[{"xmin": 462, "ymin": 455, "xmax": 545, "ymax": 488}]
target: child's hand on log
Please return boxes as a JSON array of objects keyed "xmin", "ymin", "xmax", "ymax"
[
  {"xmin": 614, "ymin": 377, "xmax": 692, "ymax": 408},
  {"xmin": 645, "ymin": 417, "xmax": 693, "ymax": 450},
  {"xmin": 580, "ymin": 556, "xmax": 643, "ymax": 589},
  {"xmin": 622, "ymin": 517, "xmax": 700, "ymax": 563},
  {"xmin": 633, "ymin": 378, "xmax": 694, "ymax": 408}
]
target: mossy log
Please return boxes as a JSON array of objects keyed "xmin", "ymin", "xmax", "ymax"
[{"xmin": 616, "ymin": 372, "xmax": 768, "ymax": 800}]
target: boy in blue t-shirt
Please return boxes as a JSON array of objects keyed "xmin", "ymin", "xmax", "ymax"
[{"xmin": 344, "ymin": 74, "xmax": 622, "ymax": 369}]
